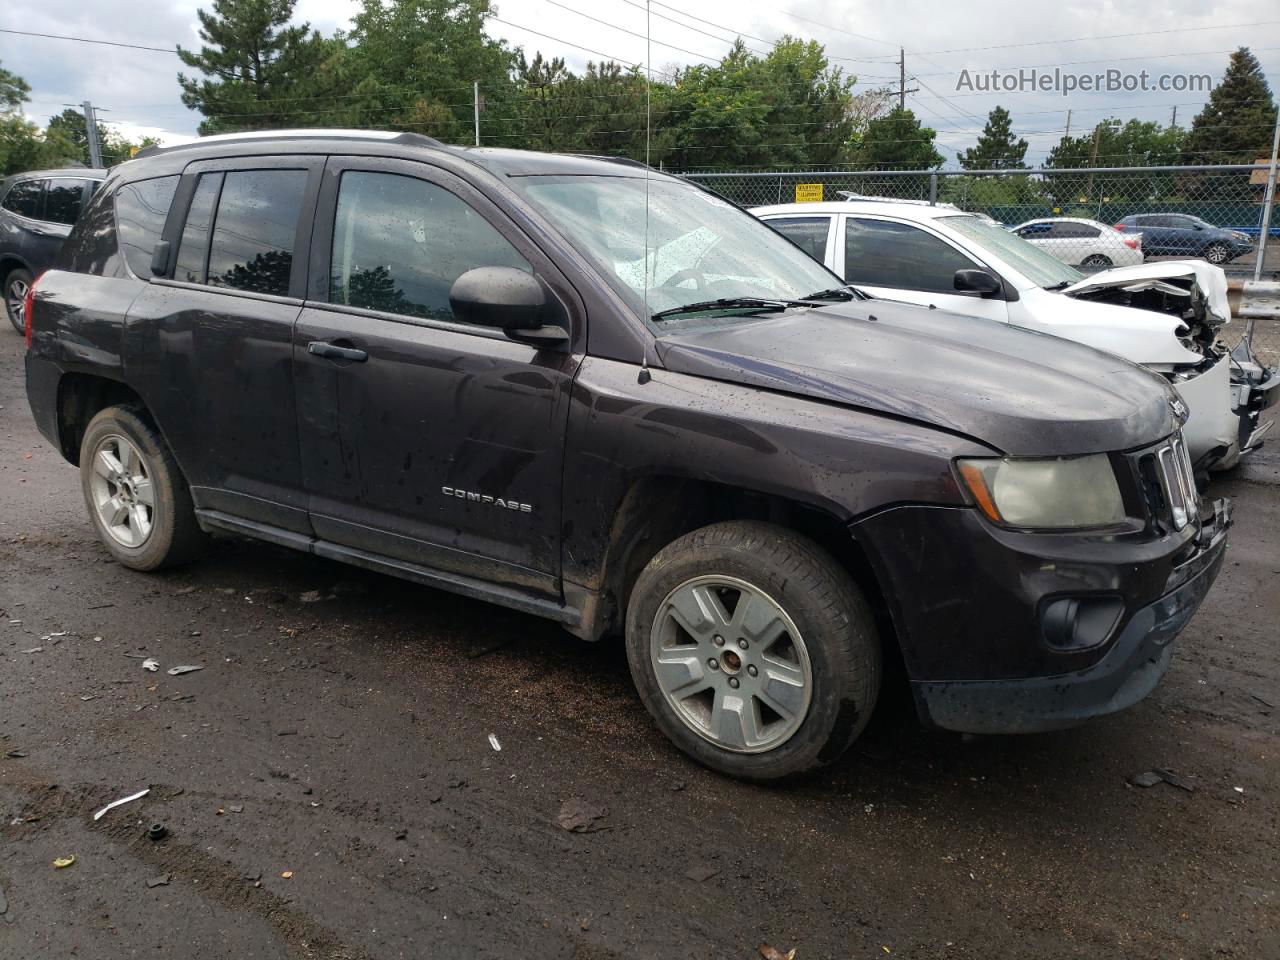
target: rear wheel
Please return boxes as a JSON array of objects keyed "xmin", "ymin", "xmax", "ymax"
[
  {"xmin": 4, "ymin": 267, "xmax": 32, "ymax": 334},
  {"xmin": 1081, "ymin": 254, "xmax": 1112, "ymax": 269},
  {"xmin": 79, "ymin": 406, "xmax": 207, "ymax": 570},
  {"xmin": 1204, "ymin": 242, "xmax": 1230, "ymax": 265},
  {"xmin": 625, "ymin": 521, "xmax": 881, "ymax": 781}
]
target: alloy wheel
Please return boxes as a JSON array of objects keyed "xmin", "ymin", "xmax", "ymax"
[
  {"xmin": 649, "ymin": 575, "xmax": 813, "ymax": 754},
  {"xmin": 88, "ymin": 434, "xmax": 155, "ymax": 548},
  {"xmin": 6, "ymin": 277, "xmax": 27, "ymax": 327}
]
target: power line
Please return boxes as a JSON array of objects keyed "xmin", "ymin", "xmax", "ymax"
[
  {"xmin": 0, "ymin": 27, "xmax": 177, "ymax": 54},
  {"xmin": 541, "ymin": 0, "xmax": 723, "ymax": 64}
]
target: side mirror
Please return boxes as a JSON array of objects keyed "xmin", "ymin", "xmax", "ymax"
[
  {"xmin": 954, "ymin": 268, "xmax": 1003, "ymax": 297},
  {"xmin": 150, "ymin": 240, "xmax": 171, "ymax": 277},
  {"xmin": 449, "ymin": 267, "xmax": 568, "ymax": 343},
  {"xmin": 1191, "ymin": 223, "xmax": 1204, "ymax": 231}
]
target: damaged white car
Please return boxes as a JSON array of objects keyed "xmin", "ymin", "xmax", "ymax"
[{"xmin": 753, "ymin": 198, "xmax": 1279, "ymax": 471}]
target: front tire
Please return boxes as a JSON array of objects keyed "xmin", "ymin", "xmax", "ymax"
[
  {"xmin": 79, "ymin": 405, "xmax": 207, "ymax": 570},
  {"xmin": 625, "ymin": 521, "xmax": 881, "ymax": 781},
  {"xmin": 5, "ymin": 267, "xmax": 32, "ymax": 335}
]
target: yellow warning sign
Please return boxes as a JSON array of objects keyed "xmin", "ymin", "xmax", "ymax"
[{"xmin": 794, "ymin": 183, "xmax": 823, "ymax": 203}]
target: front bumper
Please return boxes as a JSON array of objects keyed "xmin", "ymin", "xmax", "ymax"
[{"xmin": 909, "ymin": 500, "xmax": 1230, "ymax": 734}]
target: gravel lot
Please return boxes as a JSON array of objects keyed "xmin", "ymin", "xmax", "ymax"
[{"xmin": 0, "ymin": 330, "xmax": 1277, "ymax": 960}]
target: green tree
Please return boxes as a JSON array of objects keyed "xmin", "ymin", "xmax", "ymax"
[
  {"xmin": 659, "ymin": 38, "xmax": 858, "ymax": 170},
  {"xmin": 45, "ymin": 109, "xmax": 155, "ymax": 167},
  {"xmin": 1, "ymin": 60, "xmax": 31, "ymax": 112},
  {"xmin": 340, "ymin": 0, "xmax": 518, "ymax": 143},
  {"xmin": 853, "ymin": 107, "xmax": 943, "ymax": 169},
  {"xmin": 1044, "ymin": 118, "xmax": 1186, "ymax": 205},
  {"xmin": 959, "ymin": 106, "xmax": 1027, "ymax": 170},
  {"xmin": 1185, "ymin": 47, "xmax": 1278, "ymax": 164},
  {"xmin": 178, "ymin": 0, "xmax": 338, "ymax": 134}
]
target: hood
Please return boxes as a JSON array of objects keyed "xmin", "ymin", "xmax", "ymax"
[
  {"xmin": 657, "ymin": 301, "xmax": 1178, "ymax": 457},
  {"xmin": 1061, "ymin": 260, "xmax": 1230, "ymax": 358}
]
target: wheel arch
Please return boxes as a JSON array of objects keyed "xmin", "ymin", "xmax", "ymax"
[
  {"xmin": 55, "ymin": 372, "xmax": 149, "ymax": 465},
  {"xmin": 570, "ymin": 475, "xmax": 897, "ymax": 658}
]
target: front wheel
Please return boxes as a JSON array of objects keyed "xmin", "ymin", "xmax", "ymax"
[
  {"xmin": 79, "ymin": 405, "xmax": 207, "ymax": 570},
  {"xmin": 625, "ymin": 521, "xmax": 881, "ymax": 781},
  {"xmin": 1204, "ymin": 242, "xmax": 1231, "ymax": 265},
  {"xmin": 5, "ymin": 267, "xmax": 32, "ymax": 334}
]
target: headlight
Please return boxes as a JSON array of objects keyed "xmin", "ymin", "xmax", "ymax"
[{"xmin": 956, "ymin": 454, "xmax": 1126, "ymax": 529}]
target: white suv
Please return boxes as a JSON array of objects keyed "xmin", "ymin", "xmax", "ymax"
[{"xmin": 752, "ymin": 198, "xmax": 1276, "ymax": 471}]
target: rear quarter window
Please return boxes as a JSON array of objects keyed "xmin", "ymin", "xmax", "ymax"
[{"xmin": 115, "ymin": 176, "xmax": 180, "ymax": 279}]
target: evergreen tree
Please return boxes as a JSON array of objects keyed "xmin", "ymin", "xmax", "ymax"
[
  {"xmin": 1, "ymin": 60, "xmax": 30, "ymax": 112},
  {"xmin": 1185, "ymin": 47, "xmax": 1278, "ymax": 164},
  {"xmin": 959, "ymin": 106, "xmax": 1027, "ymax": 170},
  {"xmin": 177, "ymin": 0, "xmax": 336, "ymax": 134},
  {"xmin": 853, "ymin": 108, "xmax": 943, "ymax": 169}
]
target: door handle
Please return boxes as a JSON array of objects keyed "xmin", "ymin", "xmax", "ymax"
[{"xmin": 307, "ymin": 340, "xmax": 368, "ymax": 362}]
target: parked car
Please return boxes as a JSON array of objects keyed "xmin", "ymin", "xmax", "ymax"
[
  {"xmin": 1010, "ymin": 217, "xmax": 1143, "ymax": 269},
  {"xmin": 1115, "ymin": 213, "xmax": 1253, "ymax": 265},
  {"xmin": 754, "ymin": 199, "xmax": 1278, "ymax": 471},
  {"xmin": 1, "ymin": 166, "xmax": 106, "ymax": 332},
  {"xmin": 26, "ymin": 130, "xmax": 1229, "ymax": 781}
]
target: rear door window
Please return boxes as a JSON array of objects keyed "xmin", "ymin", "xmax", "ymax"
[
  {"xmin": 328, "ymin": 171, "xmax": 530, "ymax": 323},
  {"xmin": 44, "ymin": 179, "xmax": 94, "ymax": 225},
  {"xmin": 205, "ymin": 170, "xmax": 308, "ymax": 296},
  {"xmin": 174, "ymin": 173, "xmax": 221, "ymax": 283},
  {"xmin": 844, "ymin": 217, "xmax": 977, "ymax": 293},
  {"xmin": 115, "ymin": 176, "xmax": 180, "ymax": 279},
  {"xmin": 764, "ymin": 216, "xmax": 831, "ymax": 263},
  {"xmin": 3, "ymin": 179, "xmax": 45, "ymax": 219}
]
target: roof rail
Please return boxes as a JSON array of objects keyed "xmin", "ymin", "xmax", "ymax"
[
  {"xmin": 571, "ymin": 153, "xmax": 654, "ymax": 171},
  {"xmin": 133, "ymin": 129, "xmax": 444, "ymax": 160},
  {"xmin": 835, "ymin": 190, "xmax": 960, "ymax": 209}
]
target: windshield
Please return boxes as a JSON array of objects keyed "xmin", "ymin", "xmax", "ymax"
[
  {"xmin": 940, "ymin": 214, "xmax": 1083, "ymax": 289},
  {"xmin": 513, "ymin": 175, "xmax": 842, "ymax": 324}
]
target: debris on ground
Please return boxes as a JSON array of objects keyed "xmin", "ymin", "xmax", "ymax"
[
  {"xmin": 147, "ymin": 823, "xmax": 168, "ymax": 841},
  {"xmin": 93, "ymin": 787, "xmax": 150, "ymax": 821},
  {"xmin": 1129, "ymin": 771, "xmax": 1163, "ymax": 788},
  {"xmin": 281, "ymin": 871, "xmax": 293, "ymax": 879},
  {"xmin": 166, "ymin": 665, "xmax": 203, "ymax": 676},
  {"xmin": 684, "ymin": 863, "xmax": 720, "ymax": 882},
  {"xmin": 22, "ymin": 647, "xmax": 43, "ymax": 654},
  {"xmin": 556, "ymin": 798, "xmax": 609, "ymax": 833},
  {"xmin": 5, "ymin": 750, "xmax": 28, "ymax": 759},
  {"xmin": 52, "ymin": 856, "xmax": 76, "ymax": 869},
  {"xmin": 488, "ymin": 733, "xmax": 502, "ymax": 752},
  {"xmin": 759, "ymin": 944, "xmax": 797, "ymax": 960},
  {"xmin": 1154, "ymin": 768, "xmax": 1195, "ymax": 792},
  {"xmin": 141, "ymin": 658, "xmax": 159, "ymax": 672},
  {"xmin": 298, "ymin": 590, "xmax": 325, "ymax": 603},
  {"xmin": 229, "ymin": 803, "xmax": 244, "ymax": 813},
  {"xmin": 0, "ymin": 883, "xmax": 8, "ymax": 916},
  {"xmin": 146, "ymin": 874, "xmax": 171, "ymax": 888}
]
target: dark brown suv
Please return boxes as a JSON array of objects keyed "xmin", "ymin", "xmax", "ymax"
[{"xmin": 23, "ymin": 130, "xmax": 1229, "ymax": 780}]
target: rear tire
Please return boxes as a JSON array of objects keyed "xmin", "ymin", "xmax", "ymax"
[
  {"xmin": 1081, "ymin": 254, "xmax": 1112, "ymax": 268},
  {"xmin": 79, "ymin": 405, "xmax": 207, "ymax": 571},
  {"xmin": 625, "ymin": 520, "xmax": 881, "ymax": 782},
  {"xmin": 5, "ymin": 267, "xmax": 32, "ymax": 335}
]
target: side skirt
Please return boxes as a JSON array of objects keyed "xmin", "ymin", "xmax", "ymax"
[{"xmin": 195, "ymin": 508, "xmax": 583, "ymax": 628}]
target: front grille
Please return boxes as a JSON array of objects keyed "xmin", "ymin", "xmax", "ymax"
[{"xmin": 1137, "ymin": 432, "xmax": 1198, "ymax": 532}]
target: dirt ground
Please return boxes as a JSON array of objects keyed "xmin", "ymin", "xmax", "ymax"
[{"xmin": 0, "ymin": 330, "xmax": 1277, "ymax": 960}]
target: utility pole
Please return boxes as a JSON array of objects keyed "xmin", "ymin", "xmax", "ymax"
[
  {"xmin": 1170, "ymin": 105, "xmax": 1177, "ymax": 128},
  {"xmin": 473, "ymin": 81, "xmax": 481, "ymax": 147},
  {"xmin": 1253, "ymin": 111, "xmax": 1279, "ymax": 284},
  {"xmin": 1063, "ymin": 109, "xmax": 1072, "ymax": 140},
  {"xmin": 1085, "ymin": 123, "xmax": 1102, "ymax": 198},
  {"xmin": 895, "ymin": 48, "xmax": 919, "ymax": 112},
  {"xmin": 82, "ymin": 100, "xmax": 103, "ymax": 168}
]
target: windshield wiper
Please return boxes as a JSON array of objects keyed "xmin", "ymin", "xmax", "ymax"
[
  {"xmin": 800, "ymin": 285, "xmax": 860, "ymax": 302},
  {"xmin": 651, "ymin": 297, "xmax": 792, "ymax": 321},
  {"xmin": 1043, "ymin": 281, "xmax": 1072, "ymax": 291}
]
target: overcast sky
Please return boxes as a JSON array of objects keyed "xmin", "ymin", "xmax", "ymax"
[{"xmin": 3, "ymin": 0, "xmax": 1278, "ymax": 166}]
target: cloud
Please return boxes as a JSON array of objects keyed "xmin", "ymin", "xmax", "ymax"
[{"xmin": 2, "ymin": 0, "xmax": 1275, "ymax": 163}]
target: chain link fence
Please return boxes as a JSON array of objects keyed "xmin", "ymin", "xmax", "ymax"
[{"xmin": 679, "ymin": 164, "xmax": 1280, "ymax": 364}]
